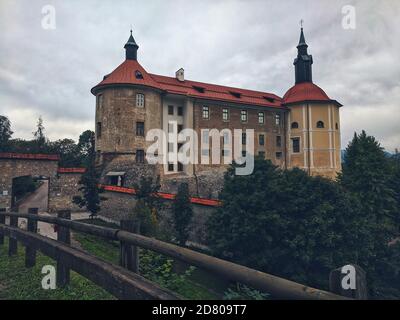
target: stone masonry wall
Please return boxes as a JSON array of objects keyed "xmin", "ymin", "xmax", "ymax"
[{"xmin": 49, "ymin": 172, "xmax": 84, "ymax": 212}]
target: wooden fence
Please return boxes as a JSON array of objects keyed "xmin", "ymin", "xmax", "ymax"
[{"xmin": 0, "ymin": 209, "xmax": 351, "ymax": 300}]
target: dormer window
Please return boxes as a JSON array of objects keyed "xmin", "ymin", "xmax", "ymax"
[
  {"xmin": 317, "ymin": 121, "xmax": 325, "ymax": 128},
  {"xmin": 193, "ymin": 86, "xmax": 205, "ymax": 93},
  {"xmin": 263, "ymin": 96, "xmax": 275, "ymax": 103},
  {"xmin": 135, "ymin": 70, "xmax": 143, "ymax": 79},
  {"xmin": 291, "ymin": 122, "xmax": 299, "ymax": 129},
  {"xmin": 229, "ymin": 91, "xmax": 241, "ymax": 98}
]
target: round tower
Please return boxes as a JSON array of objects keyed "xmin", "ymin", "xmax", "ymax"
[
  {"xmin": 91, "ymin": 31, "xmax": 163, "ymax": 168},
  {"xmin": 283, "ymin": 28, "xmax": 342, "ymax": 179}
]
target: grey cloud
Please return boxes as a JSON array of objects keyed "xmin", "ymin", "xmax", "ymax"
[{"xmin": 0, "ymin": 0, "xmax": 399, "ymax": 151}]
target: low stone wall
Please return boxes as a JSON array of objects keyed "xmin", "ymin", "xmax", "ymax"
[
  {"xmin": 98, "ymin": 190, "xmax": 216, "ymax": 245},
  {"xmin": 49, "ymin": 172, "xmax": 84, "ymax": 212}
]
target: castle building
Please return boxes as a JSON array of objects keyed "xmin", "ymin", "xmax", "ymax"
[{"xmin": 91, "ymin": 28, "xmax": 342, "ymax": 193}]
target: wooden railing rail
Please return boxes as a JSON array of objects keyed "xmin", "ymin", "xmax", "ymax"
[{"xmin": 0, "ymin": 211, "xmax": 349, "ymax": 300}]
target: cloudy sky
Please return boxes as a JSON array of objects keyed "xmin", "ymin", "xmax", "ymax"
[{"xmin": 0, "ymin": 0, "xmax": 399, "ymax": 151}]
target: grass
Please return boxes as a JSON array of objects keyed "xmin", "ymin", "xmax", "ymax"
[
  {"xmin": 0, "ymin": 238, "xmax": 114, "ymax": 300},
  {"xmin": 74, "ymin": 218, "xmax": 225, "ymax": 299}
]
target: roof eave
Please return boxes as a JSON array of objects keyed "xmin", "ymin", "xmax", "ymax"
[{"xmin": 282, "ymin": 99, "xmax": 343, "ymax": 107}]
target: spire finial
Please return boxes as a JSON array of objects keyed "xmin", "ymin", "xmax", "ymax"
[
  {"xmin": 300, "ymin": 19, "xmax": 304, "ymax": 29},
  {"xmin": 124, "ymin": 28, "xmax": 139, "ymax": 60}
]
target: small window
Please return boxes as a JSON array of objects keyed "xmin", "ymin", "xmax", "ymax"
[
  {"xmin": 258, "ymin": 112, "xmax": 264, "ymax": 124},
  {"xmin": 177, "ymin": 162, "xmax": 183, "ymax": 172},
  {"xmin": 109, "ymin": 175, "xmax": 124, "ymax": 187},
  {"xmin": 263, "ymin": 96, "xmax": 275, "ymax": 103},
  {"xmin": 97, "ymin": 94, "xmax": 103, "ymax": 109},
  {"xmin": 136, "ymin": 122, "xmax": 144, "ymax": 136},
  {"xmin": 202, "ymin": 106, "xmax": 209, "ymax": 119},
  {"xmin": 242, "ymin": 132, "xmax": 247, "ymax": 145},
  {"xmin": 193, "ymin": 86, "xmax": 205, "ymax": 93},
  {"xmin": 259, "ymin": 134, "xmax": 265, "ymax": 146},
  {"xmin": 241, "ymin": 110, "xmax": 247, "ymax": 122},
  {"xmin": 168, "ymin": 143, "xmax": 174, "ymax": 152},
  {"xmin": 178, "ymin": 124, "xmax": 183, "ymax": 133},
  {"xmin": 168, "ymin": 163, "xmax": 174, "ymax": 172},
  {"xmin": 335, "ymin": 123, "xmax": 339, "ymax": 130},
  {"xmin": 258, "ymin": 151, "xmax": 265, "ymax": 158},
  {"xmin": 222, "ymin": 108, "xmax": 229, "ymax": 121},
  {"xmin": 178, "ymin": 106, "xmax": 183, "ymax": 116},
  {"xmin": 229, "ymin": 91, "xmax": 241, "ymax": 98},
  {"xmin": 276, "ymin": 152, "xmax": 282, "ymax": 159},
  {"xmin": 168, "ymin": 105, "xmax": 174, "ymax": 115},
  {"xmin": 96, "ymin": 122, "xmax": 102, "ymax": 138},
  {"xmin": 275, "ymin": 114, "xmax": 281, "ymax": 126},
  {"xmin": 241, "ymin": 150, "xmax": 246, "ymax": 157},
  {"xmin": 201, "ymin": 148, "xmax": 209, "ymax": 156},
  {"xmin": 276, "ymin": 136, "xmax": 282, "ymax": 148},
  {"xmin": 291, "ymin": 122, "xmax": 299, "ymax": 129},
  {"xmin": 135, "ymin": 70, "xmax": 143, "ymax": 79},
  {"xmin": 292, "ymin": 137, "xmax": 300, "ymax": 153},
  {"xmin": 317, "ymin": 121, "xmax": 325, "ymax": 128},
  {"xmin": 136, "ymin": 149, "xmax": 145, "ymax": 163},
  {"xmin": 136, "ymin": 93, "xmax": 145, "ymax": 107}
]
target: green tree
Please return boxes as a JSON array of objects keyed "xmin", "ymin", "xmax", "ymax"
[
  {"xmin": 77, "ymin": 130, "xmax": 95, "ymax": 166},
  {"xmin": 338, "ymin": 131, "xmax": 399, "ymax": 295},
  {"xmin": 172, "ymin": 183, "xmax": 194, "ymax": 246},
  {"xmin": 48, "ymin": 138, "xmax": 80, "ymax": 167},
  {"xmin": 32, "ymin": 116, "xmax": 48, "ymax": 152},
  {"xmin": 0, "ymin": 115, "xmax": 13, "ymax": 151},
  {"xmin": 208, "ymin": 157, "xmax": 356, "ymax": 289},
  {"xmin": 73, "ymin": 131, "xmax": 104, "ymax": 218}
]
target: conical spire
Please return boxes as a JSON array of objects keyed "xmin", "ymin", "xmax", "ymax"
[
  {"xmin": 124, "ymin": 29, "xmax": 139, "ymax": 60},
  {"xmin": 297, "ymin": 27, "xmax": 307, "ymax": 47}
]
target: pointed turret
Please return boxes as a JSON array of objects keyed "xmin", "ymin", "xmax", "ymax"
[
  {"xmin": 293, "ymin": 27, "xmax": 313, "ymax": 84},
  {"xmin": 124, "ymin": 30, "xmax": 139, "ymax": 60}
]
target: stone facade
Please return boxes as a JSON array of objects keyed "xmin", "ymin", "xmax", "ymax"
[{"xmin": 49, "ymin": 172, "xmax": 85, "ymax": 212}]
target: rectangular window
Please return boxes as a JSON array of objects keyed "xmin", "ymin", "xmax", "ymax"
[
  {"xmin": 202, "ymin": 106, "xmax": 209, "ymax": 119},
  {"xmin": 222, "ymin": 108, "xmax": 229, "ymax": 121},
  {"xmin": 242, "ymin": 132, "xmax": 246, "ymax": 145},
  {"xmin": 292, "ymin": 137, "xmax": 300, "ymax": 153},
  {"xmin": 178, "ymin": 106, "xmax": 183, "ymax": 116},
  {"xmin": 168, "ymin": 105, "xmax": 174, "ymax": 115},
  {"xmin": 259, "ymin": 134, "xmax": 265, "ymax": 146},
  {"xmin": 276, "ymin": 152, "xmax": 282, "ymax": 159},
  {"xmin": 136, "ymin": 122, "xmax": 144, "ymax": 136},
  {"xmin": 258, "ymin": 151, "xmax": 265, "ymax": 158},
  {"xmin": 168, "ymin": 123, "xmax": 174, "ymax": 133},
  {"xmin": 178, "ymin": 124, "xmax": 183, "ymax": 133},
  {"xmin": 241, "ymin": 110, "xmax": 247, "ymax": 122},
  {"xmin": 275, "ymin": 113, "xmax": 281, "ymax": 126},
  {"xmin": 96, "ymin": 122, "xmax": 102, "ymax": 138},
  {"xmin": 136, "ymin": 93, "xmax": 145, "ymax": 107},
  {"xmin": 276, "ymin": 135, "xmax": 282, "ymax": 148},
  {"xmin": 242, "ymin": 150, "xmax": 246, "ymax": 157},
  {"xmin": 258, "ymin": 112, "xmax": 264, "ymax": 124},
  {"xmin": 177, "ymin": 162, "xmax": 184, "ymax": 172},
  {"xmin": 168, "ymin": 143, "xmax": 174, "ymax": 152},
  {"xmin": 97, "ymin": 94, "xmax": 103, "ymax": 109},
  {"xmin": 136, "ymin": 149, "xmax": 145, "ymax": 163},
  {"xmin": 168, "ymin": 163, "xmax": 174, "ymax": 172}
]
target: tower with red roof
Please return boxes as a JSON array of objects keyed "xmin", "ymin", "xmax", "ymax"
[{"xmin": 282, "ymin": 27, "xmax": 342, "ymax": 178}]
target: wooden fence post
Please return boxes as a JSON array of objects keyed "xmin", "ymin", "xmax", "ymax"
[
  {"xmin": 329, "ymin": 264, "xmax": 368, "ymax": 300},
  {"xmin": 56, "ymin": 210, "xmax": 71, "ymax": 287},
  {"xmin": 0, "ymin": 208, "xmax": 6, "ymax": 245},
  {"xmin": 120, "ymin": 219, "xmax": 140, "ymax": 273},
  {"xmin": 8, "ymin": 214, "xmax": 18, "ymax": 256},
  {"xmin": 25, "ymin": 208, "xmax": 38, "ymax": 267}
]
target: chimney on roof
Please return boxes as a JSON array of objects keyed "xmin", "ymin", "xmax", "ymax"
[{"xmin": 176, "ymin": 68, "xmax": 184, "ymax": 82}]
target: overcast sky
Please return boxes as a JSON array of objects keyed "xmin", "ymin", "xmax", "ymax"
[{"xmin": 0, "ymin": 0, "xmax": 399, "ymax": 152}]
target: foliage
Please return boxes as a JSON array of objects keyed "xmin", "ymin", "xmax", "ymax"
[
  {"xmin": 73, "ymin": 131, "xmax": 105, "ymax": 217},
  {"xmin": 32, "ymin": 116, "xmax": 48, "ymax": 152},
  {"xmin": 223, "ymin": 283, "xmax": 269, "ymax": 300},
  {"xmin": 0, "ymin": 115, "xmax": 13, "ymax": 151},
  {"xmin": 172, "ymin": 183, "xmax": 194, "ymax": 246},
  {"xmin": 208, "ymin": 157, "xmax": 357, "ymax": 289}
]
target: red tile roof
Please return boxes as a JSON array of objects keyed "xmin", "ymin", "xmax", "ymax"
[
  {"xmin": 0, "ymin": 153, "xmax": 59, "ymax": 161},
  {"xmin": 99, "ymin": 184, "xmax": 221, "ymax": 207},
  {"xmin": 91, "ymin": 60, "xmax": 283, "ymax": 109},
  {"xmin": 58, "ymin": 167, "xmax": 86, "ymax": 174},
  {"xmin": 282, "ymin": 82, "xmax": 342, "ymax": 107}
]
